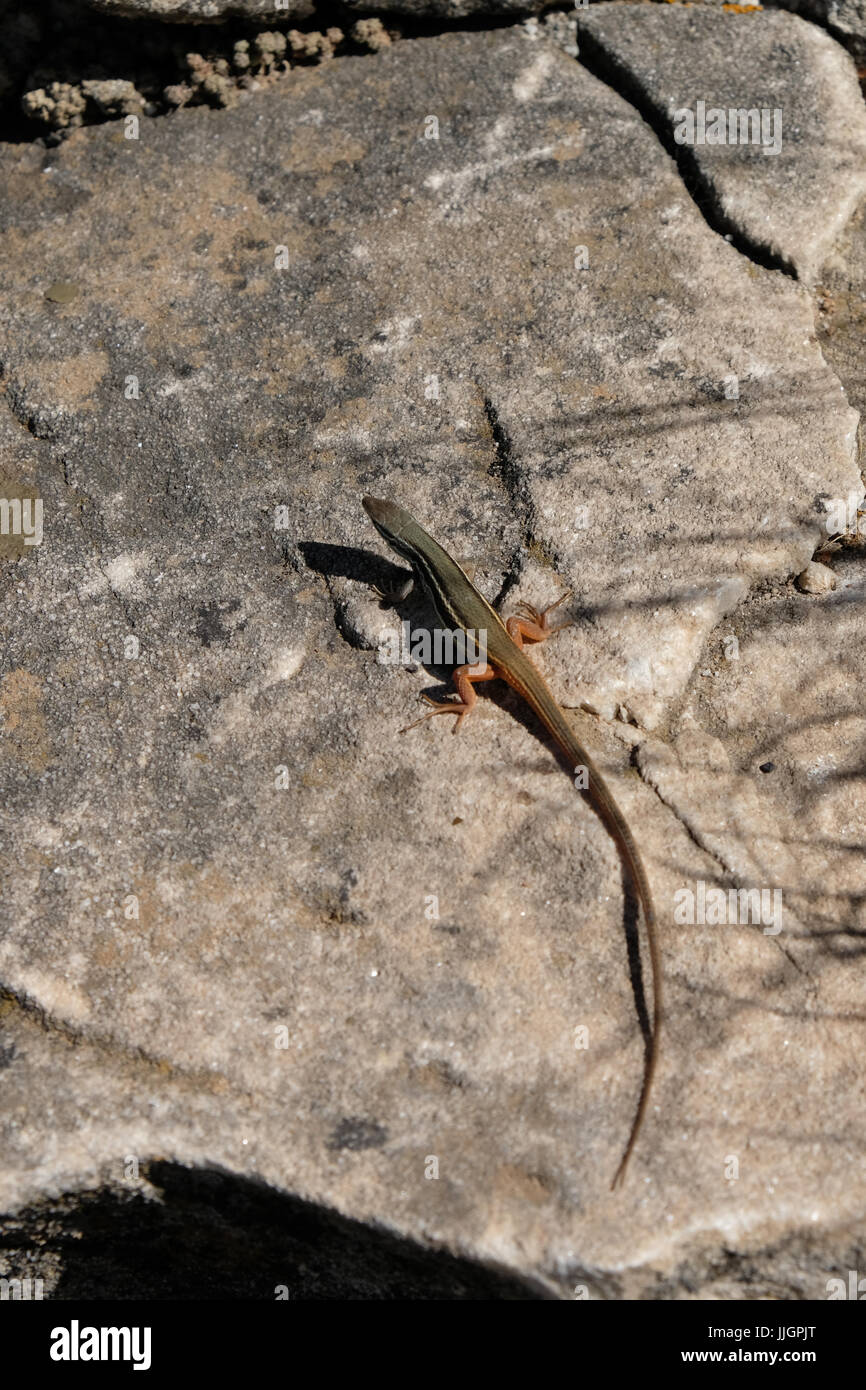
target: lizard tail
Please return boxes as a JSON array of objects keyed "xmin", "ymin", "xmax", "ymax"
[
  {"xmin": 530, "ymin": 697, "xmax": 661, "ymax": 1185},
  {"xmin": 590, "ymin": 775, "xmax": 661, "ymax": 1190},
  {"xmin": 500, "ymin": 662, "xmax": 662, "ymax": 1186}
]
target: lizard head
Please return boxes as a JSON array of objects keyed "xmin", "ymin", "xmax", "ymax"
[{"xmin": 362, "ymin": 496, "xmax": 417, "ymax": 555}]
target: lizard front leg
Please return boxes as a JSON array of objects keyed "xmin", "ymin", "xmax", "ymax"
[
  {"xmin": 372, "ymin": 574, "xmax": 414, "ymax": 606},
  {"xmin": 505, "ymin": 591, "xmax": 573, "ymax": 648}
]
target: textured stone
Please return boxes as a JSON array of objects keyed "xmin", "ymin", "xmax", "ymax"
[
  {"xmin": 817, "ymin": 194, "xmax": 866, "ymax": 424},
  {"xmin": 67, "ymin": 0, "xmax": 866, "ymax": 55},
  {"xmin": 86, "ymin": 0, "xmax": 317, "ymax": 20},
  {"xmin": 776, "ymin": 0, "xmax": 866, "ymax": 62},
  {"xmin": 0, "ymin": 27, "xmax": 863, "ymax": 1297},
  {"xmin": 578, "ymin": 3, "xmax": 866, "ymax": 282},
  {"xmin": 84, "ymin": 0, "xmax": 540, "ymax": 19},
  {"xmin": 637, "ymin": 544, "xmax": 866, "ymax": 1231},
  {"xmin": 796, "ymin": 558, "xmax": 837, "ymax": 591}
]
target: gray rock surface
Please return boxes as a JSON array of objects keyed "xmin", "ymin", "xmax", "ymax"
[
  {"xmin": 578, "ymin": 3, "xmax": 866, "ymax": 281},
  {"xmin": 70, "ymin": 0, "xmax": 866, "ymax": 60},
  {"xmin": 0, "ymin": 25, "xmax": 864, "ymax": 1297},
  {"xmin": 74, "ymin": 0, "xmax": 866, "ymax": 59},
  {"xmin": 84, "ymin": 0, "xmax": 541, "ymax": 19},
  {"xmin": 771, "ymin": 0, "xmax": 866, "ymax": 61},
  {"xmin": 817, "ymin": 193, "xmax": 866, "ymax": 423},
  {"xmin": 85, "ymin": 0, "xmax": 317, "ymax": 19}
]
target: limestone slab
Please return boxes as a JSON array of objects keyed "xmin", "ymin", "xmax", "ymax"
[{"xmin": 0, "ymin": 28, "xmax": 862, "ymax": 1294}]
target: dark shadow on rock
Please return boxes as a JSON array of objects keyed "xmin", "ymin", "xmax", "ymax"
[
  {"xmin": 0, "ymin": 1161, "xmax": 553, "ymax": 1300},
  {"xmin": 300, "ymin": 540, "xmax": 404, "ymax": 590}
]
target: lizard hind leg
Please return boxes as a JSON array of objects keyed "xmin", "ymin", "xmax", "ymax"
[{"xmin": 400, "ymin": 662, "xmax": 497, "ymax": 734}]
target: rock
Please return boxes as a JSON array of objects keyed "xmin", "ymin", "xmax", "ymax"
[
  {"xmin": 523, "ymin": 9, "xmax": 579, "ymax": 59},
  {"xmin": 817, "ymin": 195, "xmax": 866, "ymax": 427},
  {"xmin": 82, "ymin": 0, "xmax": 538, "ymax": 18},
  {"xmin": 74, "ymin": 0, "xmax": 866, "ymax": 54},
  {"xmin": 636, "ymin": 547, "xmax": 866, "ymax": 1222},
  {"xmin": 778, "ymin": 0, "xmax": 866, "ymax": 62},
  {"xmin": 85, "ymin": 0, "xmax": 316, "ymax": 19},
  {"xmin": 796, "ymin": 559, "xmax": 838, "ymax": 592},
  {"xmin": 577, "ymin": 3, "xmax": 866, "ymax": 282},
  {"xmin": 0, "ymin": 26, "xmax": 863, "ymax": 1297}
]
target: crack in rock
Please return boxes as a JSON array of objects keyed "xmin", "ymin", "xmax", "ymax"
[{"xmin": 576, "ymin": 3, "xmax": 866, "ymax": 283}]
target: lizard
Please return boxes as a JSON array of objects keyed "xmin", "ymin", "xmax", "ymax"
[{"xmin": 361, "ymin": 495, "xmax": 661, "ymax": 1188}]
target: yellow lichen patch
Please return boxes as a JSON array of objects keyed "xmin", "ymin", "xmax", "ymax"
[
  {"xmin": 0, "ymin": 670, "xmax": 52, "ymax": 772},
  {"xmin": 5, "ymin": 161, "xmax": 309, "ymax": 333},
  {"xmin": 156, "ymin": 861, "xmax": 266, "ymax": 963},
  {"xmin": 90, "ymin": 931, "xmax": 124, "ymax": 971}
]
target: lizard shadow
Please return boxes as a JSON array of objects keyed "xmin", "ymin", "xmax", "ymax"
[{"xmin": 301, "ymin": 540, "xmax": 406, "ymax": 591}]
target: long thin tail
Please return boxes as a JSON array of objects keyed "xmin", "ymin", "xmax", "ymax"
[
  {"xmin": 587, "ymin": 770, "xmax": 661, "ymax": 1189},
  {"xmin": 516, "ymin": 676, "xmax": 661, "ymax": 1186}
]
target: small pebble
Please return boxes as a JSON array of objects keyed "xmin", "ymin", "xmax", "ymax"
[{"xmin": 796, "ymin": 560, "xmax": 836, "ymax": 594}]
